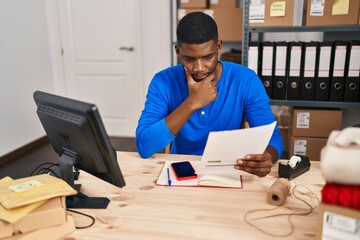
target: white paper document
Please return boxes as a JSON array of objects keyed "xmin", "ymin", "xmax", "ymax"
[{"xmin": 197, "ymin": 121, "xmax": 276, "ymax": 175}]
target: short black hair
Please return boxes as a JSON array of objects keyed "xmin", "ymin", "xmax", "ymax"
[{"xmin": 177, "ymin": 12, "xmax": 218, "ymax": 44}]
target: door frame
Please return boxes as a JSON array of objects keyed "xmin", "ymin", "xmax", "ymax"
[{"xmin": 44, "ymin": 0, "xmax": 67, "ymax": 95}]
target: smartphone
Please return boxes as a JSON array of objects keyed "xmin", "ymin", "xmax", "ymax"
[{"xmin": 171, "ymin": 161, "xmax": 198, "ymax": 181}]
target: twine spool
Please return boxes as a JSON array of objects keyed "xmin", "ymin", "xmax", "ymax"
[{"xmin": 267, "ymin": 178, "xmax": 291, "ymax": 206}]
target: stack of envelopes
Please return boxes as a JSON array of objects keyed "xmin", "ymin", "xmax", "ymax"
[{"xmin": 0, "ymin": 174, "xmax": 77, "ymax": 240}]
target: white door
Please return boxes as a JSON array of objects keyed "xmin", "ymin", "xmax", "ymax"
[{"xmin": 57, "ymin": 0, "xmax": 143, "ymax": 137}]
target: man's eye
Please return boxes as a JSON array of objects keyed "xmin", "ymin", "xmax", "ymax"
[
  {"xmin": 184, "ymin": 57, "xmax": 193, "ymax": 62},
  {"xmin": 204, "ymin": 55, "xmax": 213, "ymax": 60}
]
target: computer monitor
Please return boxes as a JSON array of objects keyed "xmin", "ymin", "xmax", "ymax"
[{"xmin": 33, "ymin": 90, "xmax": 126, "ymax": 209}]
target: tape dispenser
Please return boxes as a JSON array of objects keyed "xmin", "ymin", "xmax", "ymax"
[{"xmin": 278, "ymin": 155, "xmax": 311, "ymax": 180}]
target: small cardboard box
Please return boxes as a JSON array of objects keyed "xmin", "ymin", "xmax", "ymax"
[
  {"xmin": 305, "ymin": 0, "xmax": 360, "ymax": 26},
  {"xmin": 178, "ymin": 8, "xmax": 243, "ymax": 41},
  {"xmin": 210, "ymin": 0, "xmax": 237, "ymax": 9},
  {"xmin": 288, "ymin": 134, "xmax": 328, "ymax": 161},
  {"xmin": 179, "ymin": 0, "xmax": 207, "ymax": 9},
  {"xmin": 3, "ymin": 215, "xmax": 75, "ymax": 240},
  {"xmin": 0, "ymin": 196, "xmax": 67, "ymax": 239},
  {"xmin": 289, "ymin": 108, "xmax": 342, "ymax": 138},
  {"xmin": 316, "ymin": 203, "xmax": 360, "ymax": 240},
  {"xmin": 249, "ymin": 0, "xmax": 295, "ymax": 27}
]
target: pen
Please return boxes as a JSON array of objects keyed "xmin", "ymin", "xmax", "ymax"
[{"xmin": 167, "ymin": 167, "xmax": 172, "ymax": 186}]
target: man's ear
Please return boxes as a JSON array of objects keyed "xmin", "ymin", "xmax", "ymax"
[
  {"xmin": 217, "ymin": 40, "xmax": 222, "ymax": 54},
  {"xmin": 175, "ymin": 44, "xmax": 180, "ymax": 55}
]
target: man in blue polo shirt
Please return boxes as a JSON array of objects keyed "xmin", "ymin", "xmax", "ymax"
[{"xmin": 136, "ymin": 12, "xmax": 283, "ymax": 177}]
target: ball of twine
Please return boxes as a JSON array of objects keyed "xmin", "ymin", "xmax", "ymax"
[{"xmin": 267, "ymin": 178, "xmax": 291, "ymax": 206}]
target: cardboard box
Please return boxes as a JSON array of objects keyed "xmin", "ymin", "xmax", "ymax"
[
  {"xmin": 178, "ymin": 8, "xmax": 214, "ymax": 22},
  {"xmin": 305, "ymin": 0, "xmax": 360, "ymax": 26},
  {"xmin": 279, "ymin": 127, "xmax": 289, "ymax": 153},
  {"xmin": 288, "ymin": 135, "xmax": 327, "ymax": 161},
  {"xmin": 289, "ymin": 108, "xmax": 342, "ymax": 138},
  {"xmin": 213, "ymin": 8, "xmax": 242, "ymax": 41},
  {"xmin": 3, "ymin": 215, "xmax": 75, "ymax": 240},
  {"xmin": 316, "ymin": 203, "xmax": 360, "ymax": 240},
  {"xmin": 249, "ymin": 0, "xmax": 294, "ymax": 27},
  {"xmin": 210, "ymin": 0, "xmax": 237, "ymax": 9},
  {"xmin": 178, "ymin": 8, "xmax": 243, "ymax": 41},
  {"xmin": 179, "ymin": 0, "xmax": 207, "ymax": 9},
  {"xmin": 0, "ymin": 197, "xmax": 67, "ymax": 239}
]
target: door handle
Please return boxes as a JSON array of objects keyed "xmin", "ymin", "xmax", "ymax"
[{"xmin": 119, "ymin": 47, "xmax": 134, "ymax": 51}]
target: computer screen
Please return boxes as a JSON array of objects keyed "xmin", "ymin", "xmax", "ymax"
[{"xmin": 33, "ymin": 90, "xmax": 126, "ymax": 209}]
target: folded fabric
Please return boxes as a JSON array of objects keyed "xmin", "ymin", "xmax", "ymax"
[
  {"xmin": 0, "ymin": 174, "xmax": 77, "ymax": 209},
  {"xmin": 320, "ymin": 128, "xmax": 360, "ymax": 185},
  {"xmin": 322, "ymin": 182, "xmax": 360, "ymax": 211}
]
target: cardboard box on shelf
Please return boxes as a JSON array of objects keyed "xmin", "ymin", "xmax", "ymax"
[
  {"xmin": 289, "ymin": 108, "xmax": 342, "ymax": 138},
  {"xmin": 213, "ymin": 8, "xmax": 242, "ymax": 41},
  {"xmin": 305, "ymin": 0, "xmax": 360, "ymax": 26},
  {"xmin": 249, "ymin": 0, "xmax": 295, "ymax": 27},
  {"xmin": 0, "ymin": 197, "xmax": 67, "ymax": 239},
  {"xmin": 316, "ymin": 203, "xmax": 360, "ymax": 240},
  {"xmin": 288, "ymin": 134, "xmax": 328, "ymax": 161},
  {"xmin": 210, "ymin": 0, "xmax": 237, "ymax": 9},
  {"xmin": 178, "ymin": 8, "xmax": 214, "ymax": 22},
  {"xmin": 279, "ymin": 127, "xmax": 289, "ymax": 153},
  {"xmin": 178, "ymin": 8, "xmax": 242, "ymax": 41},
  {"xmin": 179, "ymin": 0, "xmax": 207, "ymax": 9}
]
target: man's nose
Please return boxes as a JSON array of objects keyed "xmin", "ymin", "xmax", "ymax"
[{"xmin": 193, "ymin": 59, "xmax": 205, "ymax": 72}]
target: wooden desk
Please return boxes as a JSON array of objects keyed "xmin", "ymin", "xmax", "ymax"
[{"xmin": 67, "ymin": 151, "xmax": 325, "ymax": 240}]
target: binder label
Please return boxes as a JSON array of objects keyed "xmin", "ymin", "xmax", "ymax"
[
  {"xmin": 289, "ymin": 46, "xmax": 302, "ymax": 77},
  {"xmin": 262, "ymin": 46, "xmax": 273, "ymax": 76},
  {"xmin": 348, "ymin": 46, "xmax": 360, "ymax": 77},
  {"xmin": 304, "ymin": 46, "xmax": 316, "ymax": 77},
  {"xmin": 333, "ymin": 45, "xmax": 347, "ymax": 77},
  {"xmin": 275, "ymin": 46, "xmax": 287, "ymax": 76},
  {"xmin": 248, "ymin": 46, "xmax": 259, "ymax": 73},
  {"xmin": 319, "ymin": 46, "xmax": 331, "ymax": 77}
]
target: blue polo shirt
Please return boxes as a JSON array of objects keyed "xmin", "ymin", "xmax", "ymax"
[{"xmin": 136, "ymin": 61, "xmax": 283, "ymax": 159}]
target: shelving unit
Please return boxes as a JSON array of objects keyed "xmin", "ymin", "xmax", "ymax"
[
  {"xmin": 270, "ymin": 100, "xmax": 360, "ymax": 109},
  {"xmin": 241, "ymin": 0, "xmax": 360, "ymax": 109}
]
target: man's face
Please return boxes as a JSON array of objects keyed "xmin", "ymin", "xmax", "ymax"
[{"xmin": 175, "ymin": 40, "xmax": 222, "ymax": 82}]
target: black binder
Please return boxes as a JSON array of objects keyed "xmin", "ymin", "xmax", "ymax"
[
  {"xmin": 344, "ymin": 40, "xmax": 360, "ymax": 102},
  {"xmin": 329, "ymin": 41, "xmax": 349, "ymax": 102},
  {"xmin": 260, "ymin": 42, "xmax": 275, "ymax": 98},
  {"xmin": 300, "ymin": 42, "xmax": 317, "ymax": 101},
  {"xmin": 315, "ymin": 42, "xmax": 333, "ymax": 101},
  {"xmin": 286, "ymin": 42, "xmax": 303, "ymax": 100},
  {"xmin": 273, "ymin": 41, "xmax": 288, "ymax": 100}
]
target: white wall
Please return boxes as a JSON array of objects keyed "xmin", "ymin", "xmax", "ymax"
[
  {"xmin": 140, "ymin": 0, "xmax": 171, "ymax": 93},
  {"xmin": 0, "ymin": 0, "xmax": 54, "ymax": 156}
]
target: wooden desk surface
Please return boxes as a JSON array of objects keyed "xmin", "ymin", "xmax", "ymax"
[{"xmin": 67, "ymin": 152, "xmax": 325, "ymax": 240}]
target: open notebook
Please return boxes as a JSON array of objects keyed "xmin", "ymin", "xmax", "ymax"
[{"xmin": 156, "ymin": 161, "xmax": 243, "ymax": 189}]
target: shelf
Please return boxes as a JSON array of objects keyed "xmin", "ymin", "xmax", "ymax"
[
  {"xmin": 248, "ymin": 25, "xmax": 360, "ymax": 33},
  {"xmin": 270, "ymin": 100, "xmax": 360, "ymax": 109}
]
